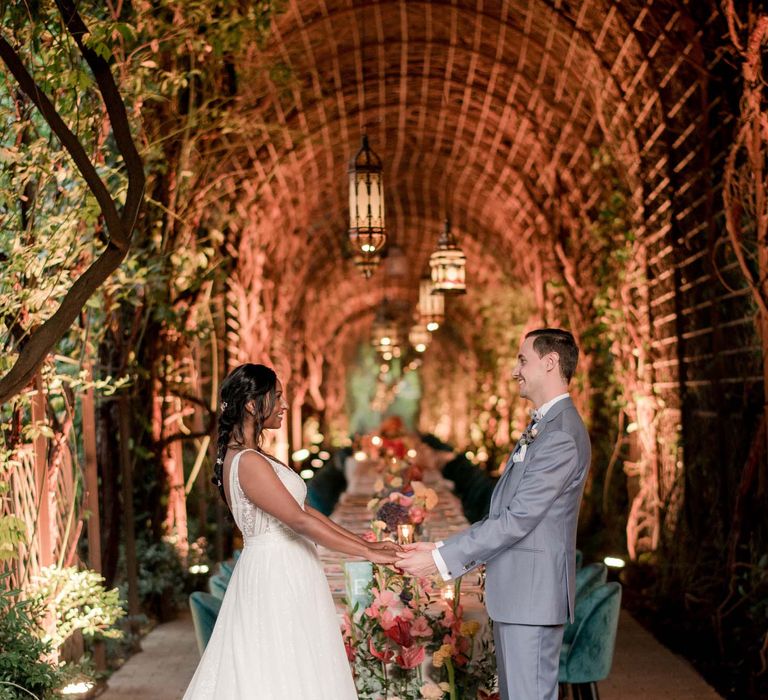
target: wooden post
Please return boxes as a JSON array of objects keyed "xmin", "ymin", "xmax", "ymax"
[
  {"xmin": 81, "ymin": 364, "xmax": 106, "ymax": 669},
  {"xmin": 31, "ymin": 372, "xmax": 53, "ymax": 568},
  {"xmin": 291, "ymin": 396, "xmax": 302, "ymax": 455},
  {"xmin": 118, "ymin": 394, "xmax": 141, "ymax": 646}
]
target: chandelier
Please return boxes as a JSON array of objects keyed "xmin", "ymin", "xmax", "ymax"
[
  {"xmin": 429, "ymin": 218, "xmax": 466, "ymax": 294},
  {"xmin": 418, "ymin": 276, "xmax": 444, "ymax": 331},
  {"xmin": 353, "ymin": 250, "xmax": 381, "ymax": 279},
  {"xmin": 348, "ymin": 135, "xmax": 386, "ymax": 258},
  {"xmin": 371, "ymin": 303, "xmax": 399, "ymax": 354},
  {"xmin": 408, "ymin": 322, "xmax": 431, "ymax": 353}
]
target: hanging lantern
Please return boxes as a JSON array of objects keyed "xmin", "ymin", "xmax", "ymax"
[
  {"xmin": 371, "ymin": 304, "xmax": 399, "ymax": 354},
  {"xmin": 349, "ymin": 135, "xmax": 386, "ymax": 255},
  {"xmin": 353, "ymin": 250, "xmax": 381, "ymax": 279},
  {"xmin": 418, "ymin": 276, "xmax": 444, "ymax": 331},
  {"xmin": 429, "ymin": 219, "xmax": 466, "ymax": 294},
  {"xmin": 409, "ymin": 322, "xmax": 431, "ymax": 353}
]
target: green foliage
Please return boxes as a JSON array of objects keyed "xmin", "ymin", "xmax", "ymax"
[
  {"xmin": 135, "ymin": 537, "xmax": 186, "ymax": 620},
  {"xmin": 0, "ymin": 579, "xmax": 62, "ymax": 700},
  {"xmin": 25, "ymin": 566, "xmax": 125, "ymax": 650}
]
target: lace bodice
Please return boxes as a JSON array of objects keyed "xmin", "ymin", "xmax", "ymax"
[{"xmin": 228, "ymin": 449, "xmax": 307, "ymax": 539}]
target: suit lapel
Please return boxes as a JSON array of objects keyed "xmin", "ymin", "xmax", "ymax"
[{"xmin": 490, "ymin": 397, "xmax": 574, "ymax": 513}]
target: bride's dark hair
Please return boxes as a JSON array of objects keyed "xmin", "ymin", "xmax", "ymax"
[{"xmin": 212, "ymin": 363, "xmax": 278, "ymax": 504}]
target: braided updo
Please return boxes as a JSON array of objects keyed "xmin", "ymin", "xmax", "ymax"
[{"xmin": 212, "ymin": 363, "xmax": 278, "ymax": 505}]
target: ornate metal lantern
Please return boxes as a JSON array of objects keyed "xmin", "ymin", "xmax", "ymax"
[
  {"xmin": 353, "ymin": 250, "xmax": 381, "ymax": 279},
  {"xmin": 371, "ymin": 304, "xmax": 399, "ymax": 354},
  {"xmin": 408, "ymin": 322, "xmax": 431, "ymax": 353},
  {"xmin": 418, "ymin": 276, "xmax": 444, "ymax": 331},
  {"xmin": 429, "ymin": 219, "xmax": 466, "ymax": 294},
  {"xmin": 349, "ymin": 135, "xmax": 386, "ymax": 255}
]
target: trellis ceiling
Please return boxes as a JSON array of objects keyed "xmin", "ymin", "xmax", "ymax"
[{"xmin": 205, "ymin": 0, "xmax": 720, "ymax": 357}]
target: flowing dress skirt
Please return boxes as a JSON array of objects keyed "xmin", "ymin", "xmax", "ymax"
[{"xmin": 183, "ymin": 531, "xmax": 358, "ymax": 699}]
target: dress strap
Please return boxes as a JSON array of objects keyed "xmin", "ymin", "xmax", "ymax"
[{"xmin": 229, "ymin": 448, "xmax": 260, "ymax": 503}]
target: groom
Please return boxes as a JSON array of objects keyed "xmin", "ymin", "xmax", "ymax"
[{"xmin": 397, "ymin": 328, "xmax": 591, "ymax": 700}]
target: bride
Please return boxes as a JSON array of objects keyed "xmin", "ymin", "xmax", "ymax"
[{"xmin": 183, "ymin": 363, "xmax": 399, "ymax": 699}]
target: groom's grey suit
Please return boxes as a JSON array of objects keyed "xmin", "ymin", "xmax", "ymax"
[{"xmin": 437, "ymin": 396, "xmax": 590, "ymax": 699}]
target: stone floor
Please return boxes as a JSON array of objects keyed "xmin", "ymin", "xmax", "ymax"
[{"xmin": 97, "ymin": 609, "xmax": 722, "ymax": 699}]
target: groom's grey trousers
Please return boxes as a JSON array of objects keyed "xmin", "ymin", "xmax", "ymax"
[{"xmin": 493, "ymin": 622, "xmax": 564, "ymax": 700}]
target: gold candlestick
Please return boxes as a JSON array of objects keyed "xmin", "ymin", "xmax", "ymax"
[{"xmin": 397, "ymin": 523, "xmax": 414, "ymax": 544}]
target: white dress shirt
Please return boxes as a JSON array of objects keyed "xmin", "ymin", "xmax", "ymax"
[{"xmin": 431, "ymin": 393, "xmax": 570, "ymax": 581}]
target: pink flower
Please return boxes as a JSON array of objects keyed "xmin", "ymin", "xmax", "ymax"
[
  {"xmin": 410, "ymin": 506, "xmax": 426, "ymax": 524},
  {"xmin": 369, "ymin": 638, "xmax": 394, "ymax": 663},
  {"xmin": 384, "ymin": 616, "xmax": 413, "ymax": 647},
  {"xmin": 362, "ymin": 531, "xmax": 377, "ymax": 542},
  {"xmin": 380, "ymin": 609, "xmax": 397, "ymax": 630},
  {"xmin": 372, "ymin": 587, "xmax": 399, "ymax": 608},
  {"xmin": 410, "ymin": 616, "xmax": 433, "ymax": 638},
  {"xmin": 396, "ymin": 644, "xmax": 426, "ymax": 669}
]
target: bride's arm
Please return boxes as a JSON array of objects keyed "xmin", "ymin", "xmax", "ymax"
[
  {"xmin": 304, "ymin": 506, "xmax": 400, "ymax": 551},
  {"xmin": 237, "ymin": 452, "xmax": 396, "ymax": 564}
]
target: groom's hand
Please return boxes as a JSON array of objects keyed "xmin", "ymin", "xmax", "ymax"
[
  {"xmin": 397, "ymin": 547, "xmax": 438, "ymax": 578},
  {"xmin": 402, "ymin": 541, "xmax": 436, "ymax": 553}
]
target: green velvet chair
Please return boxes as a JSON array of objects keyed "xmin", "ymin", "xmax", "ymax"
[
  {"xmin": 575, "ymin": 548, "xmax": 583, "ymax": 570},
  {"xmin": 575, "ymin": 562, "xmax": 607, "ymax": 597},
  {"xmin": 563, "ymin": 563, "xmax": 609, "ymax": 647},
  {"xmin": 219, "ymin": 560, "xmax": 234, "ymax": 578},
  {"xmin": 189, "ymin": 591, "xmax": 222, "ymax": 655},
  {"xmin": 207, "ymin": 572, "xmax": 229, "ymax": 600},
  {"xmin": 559, "ymin": 582, "xmax": 622, "ymax": 700}
]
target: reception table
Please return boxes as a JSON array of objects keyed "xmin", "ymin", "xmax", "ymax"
[{"xmin": 317, "ymin": 458, "xmax": 486, "ymax": 613}]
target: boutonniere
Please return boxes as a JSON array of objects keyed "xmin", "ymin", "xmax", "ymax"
[{"xmin": 519, "ymin": 425, "xmax": 539, "ymax": 447}]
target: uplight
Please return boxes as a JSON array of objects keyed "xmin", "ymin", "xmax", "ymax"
[
  {"xmin": 300, "ymin": 469, "xmax": 315, "ymax": 479},
  {"xmin": 61, "ymin": 681, "xmax": 95, "ymax": 695},
  {"xmin": 292, "ymin": 448, "xmax": 310, "ymax": 461},
  {"xmin": 604, "ymin": 556, "xmax": 626, "ymax": 569}
]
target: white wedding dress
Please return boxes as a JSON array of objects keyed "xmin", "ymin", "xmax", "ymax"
[{"xmin": 183, "ymin": 449, "xmax": 358, "ymax": 699}]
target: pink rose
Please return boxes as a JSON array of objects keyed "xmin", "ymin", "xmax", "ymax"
[{"xmin": 410, "ymin": 507, "xmax": 426, "ymax": 524}]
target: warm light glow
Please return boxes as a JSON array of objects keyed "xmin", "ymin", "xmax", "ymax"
[
  {"xmin": 419, "ymin": 276, "xmax": 445, "ymax": 328},
  {"xmin": 371, "ymin": 435, "xmax": 383, "ymax": 447},
  {"xmin": 409, "ymin": 322, "xmax": 431, "ymax": 353},
  {"xmin": 348, "ymin": 135, "xmax": 386, "ymax": 256},
  {"xmin": 441, "ymin": 585, "xmax": 455, "ymax": 601},
  {"xmin": 604, "ymin": 556, "xmax": 626, "ymax": 569},
  {"xmin": 61, "ymin": 681, "xmax": 95, "ymax": 695},
  {"xmin": 319, "ymin": 450, "xmax": 330, "ymax": 460},
  {"xmin": 430, "ymin": 219, "xmax": 467, "ymax": 294},
  {"xmin": 382, "ymin": 352, "xmax": 393, "ymax": 361},
  {"xmin": 354, "ymin": 450, "xmax": 367, "ymax": 461},
  {"xmin": 397, "ymin": 523, "xmax": 415, "ymax": 544},
  {"xmin": 407, "ymin": 448, "xmax": 417, "ymax": 458},
  {"xmin": 300, "ymin": 469, "xmax": 315, "ymax": 479},
  {"xmin": 310, "ymin": 458, "xmax": 323, "ymax": 468},
  {"xmin": 311, "ymin": 433, "xmax": 324, "ymax": 444},
  {"xmin": 188, "ymin": 564, "xmax": 210, "ymax": 575},
  {"xmin": 292, "ymin": 448, "xmax": 310, "ymax": 461},
  {"xmin": 415, "ymin": 343, "xmax": 426, "ymax": 353}
]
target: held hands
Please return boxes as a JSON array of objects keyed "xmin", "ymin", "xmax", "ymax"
[
  {"xmin": 366, "ymin": 540, "xmax": 403, "ymax": 565},
  {"xmin": 396, "ymin": 541, "xmax": 439, "ymax": 578}
]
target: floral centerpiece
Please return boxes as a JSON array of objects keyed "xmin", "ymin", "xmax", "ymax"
[{"xmin": 342, "ymin": 561, "xmax": 497, "ymax": 699}]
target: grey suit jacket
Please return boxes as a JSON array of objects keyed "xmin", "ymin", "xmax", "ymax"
[{"xmin": 438, "ymin": 397, "xmax": 590, "ymax": 625}]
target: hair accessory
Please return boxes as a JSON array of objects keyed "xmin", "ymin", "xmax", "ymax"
[
  {"xmin": 215, "ymin": 457, "xmax": 224, "ymax": 465},
  {"xmin": 220, "ymin": 401, "xmax": 228, "ymax": 411}
]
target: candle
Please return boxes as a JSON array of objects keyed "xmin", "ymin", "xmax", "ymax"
[{"xmin": 397, "ymin": 523, "xmax": 414, "ymax": 544}]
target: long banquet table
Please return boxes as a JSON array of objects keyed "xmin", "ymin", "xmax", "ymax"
[{"xmin": 317, "ymin": 458, "xmax": 486, "ymax": 612}]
